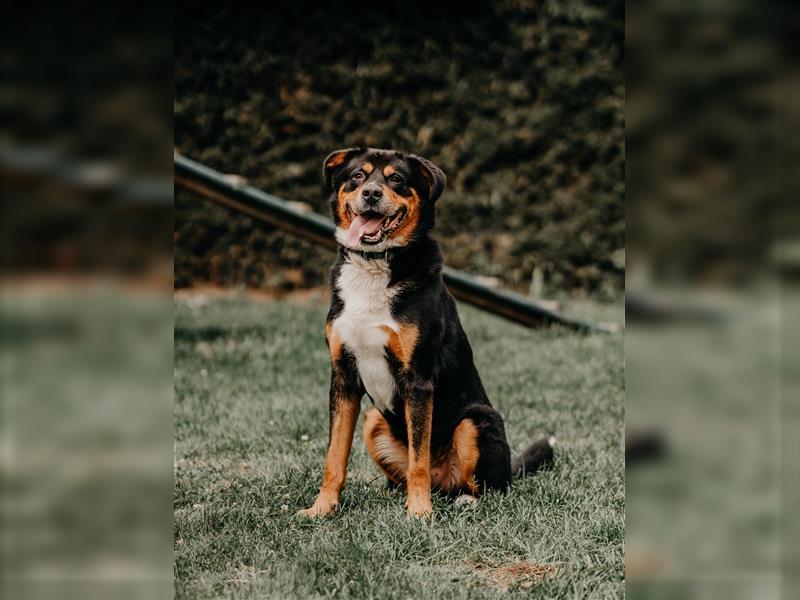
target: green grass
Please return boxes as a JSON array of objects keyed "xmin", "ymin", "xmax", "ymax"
[
  {"xmin": 625, "ymin": 304, "xmax": 783, "ymax": 597},
  {"xmin": 174, "ymin": 295, "xmax": 624, "ymax": 599}
]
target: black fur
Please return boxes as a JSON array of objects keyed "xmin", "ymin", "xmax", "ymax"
[
  {"xmin": 325, "ymin": 148, "xmax": 552, "ymax": 493},
  {"xmin": 328, "ymin": 347, "xmax": 362, "ymax": 443}
]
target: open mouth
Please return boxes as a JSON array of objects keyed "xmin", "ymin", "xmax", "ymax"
[{"xmin": 345, "ymin": 207, "xmax": 407, "ymax": 246}]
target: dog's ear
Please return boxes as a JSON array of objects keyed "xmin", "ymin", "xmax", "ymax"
[
  {"xmin": 323, "ymin": 147, "xmax": 366, "ymax": 189},
  {"xmin": 408, "ymin": 154, "xmax": 446, "ymax": 203}
]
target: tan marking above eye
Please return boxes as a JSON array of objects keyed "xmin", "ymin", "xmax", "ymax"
[
  {"xmin": 383, "ymin": 165, "xmax": 396, "ymax": 177},
  {"xmin": 361, "ymin": 162, "xmax": 374, "ymax": 174}
]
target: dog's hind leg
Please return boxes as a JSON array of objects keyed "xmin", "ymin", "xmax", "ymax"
[
  {"xmin": 430, "ymin": 418, "xmax": 481, "ymax": 498},
  {"xmin": 363, "ymin": 408, "xmax": 408, "ymax": 487},
  {"xmin": 463, "ymin": 405, "xmax": 513, "ymax": 493}
]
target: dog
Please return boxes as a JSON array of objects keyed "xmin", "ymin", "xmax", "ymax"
[{"xmin": 298, "ymin": 148, "xmax": 554, "ymax": 518}]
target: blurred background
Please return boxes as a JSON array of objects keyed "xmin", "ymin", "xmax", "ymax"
[
  {"xmin": 626, "ymin": 1, "xmax": 797, "ymax": 599},
  {"xmin": 2, "ymin": 5, "xmax": 173, "ymax": 599},
  {"xmin": 174, "ymin": 1, "xmax": 625, "ymax": 302},
  {"xmin": 2, "ymin": 1, "xmax": 797, "ymax": 599}
]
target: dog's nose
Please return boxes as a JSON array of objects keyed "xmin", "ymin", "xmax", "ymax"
[{"xmin": 361, "ymin": 183, "xmax": 383, "ymax": 204}]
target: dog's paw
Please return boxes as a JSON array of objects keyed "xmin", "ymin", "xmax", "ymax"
[
  {"xmin": 296, "ymin": 497, "xmax": 338, "ymax": 519},
  {"xmin": 406, "ymin": 494, "xmax": 433, "ymax": 519},
  {"xmin": 454, "ymin": 494, "xmax": 478, "ymax": 507}
]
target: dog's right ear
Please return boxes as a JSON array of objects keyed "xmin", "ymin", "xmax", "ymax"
[
  {"xmin": 323, "ymin": 148, "xmax": 366, "ymax": 189},
  {"xmin": 407, "ymin": 154, "xmax": 446, "ymax": 203}
]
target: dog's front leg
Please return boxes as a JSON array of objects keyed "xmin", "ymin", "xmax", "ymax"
[
  {"xmin": 298, "ymin": 360, "xmax": 360, "ymax": 518},
  {"xmin": 404, "ymin": 380, "xmax": 434, "ymax": 518}
]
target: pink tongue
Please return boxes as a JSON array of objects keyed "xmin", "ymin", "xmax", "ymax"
[{"xmin": 347, "ymin": 213, "xmax": 384, "ymax": 246}]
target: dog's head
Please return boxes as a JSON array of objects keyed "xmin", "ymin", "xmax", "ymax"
[{"xmin": 323, "ymin": 148, "xmax": 446, "ymax": 252}]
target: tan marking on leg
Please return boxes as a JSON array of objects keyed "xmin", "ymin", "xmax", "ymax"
[
  {"xmin": 380, "ymin": 323, "xmax": 419, "ymax": 369},
  {"xmin": 363, "ymin": 408, "xmax": 408, "ymax": 485},
  {"xmin": 431, "ymin": 419, "xmax": 480, "ymax": 496},
  {"xmin": 298, "ymin": 397, "xmax": 359, "ymax": 518},
  {"xmin": 405, "ymin": 396, "xmax": 433, "ymax": 518},
  {"xmin": 325, "ymin": 321, "xmax": 342, "ymax": 363},
  {"xmin": 453, "ymin": 419, "xmax": 480, "ymax": 495}
]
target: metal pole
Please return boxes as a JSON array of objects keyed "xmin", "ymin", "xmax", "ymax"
[{"xmin": 175, "ymin": 152, "xmax": 611, "ymax": 333}]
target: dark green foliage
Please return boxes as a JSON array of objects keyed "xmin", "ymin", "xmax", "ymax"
[
  {"xmin": 175, "ymin": 1, "xmax": 624, "ymax": 295},
  {"xmin": 626, "ymin": 3, "xmax": 789, "ymax": 285}
]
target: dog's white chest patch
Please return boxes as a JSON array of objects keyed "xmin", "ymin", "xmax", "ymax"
[{"xmin": 332, "ymin": 256, "xmax": 399, "ymax": 413}]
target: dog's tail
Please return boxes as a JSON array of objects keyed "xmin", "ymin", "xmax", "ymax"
[{"xmin": 511, "ymin": 435, "xmax": 556, "ymax": 477}]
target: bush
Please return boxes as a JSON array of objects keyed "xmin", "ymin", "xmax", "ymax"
[{"xmin": 175, "ymin": 1, "xmax": 624, "ymax": 297}]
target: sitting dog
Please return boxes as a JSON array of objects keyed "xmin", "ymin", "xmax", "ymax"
[{"xmin": 299, "ymin": 148, "xmax": 553, "ymax": 518}]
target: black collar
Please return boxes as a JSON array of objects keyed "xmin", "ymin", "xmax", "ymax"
[{"xmin": 344, "ymin": 247, "xmax": 396, "ymax": 262}]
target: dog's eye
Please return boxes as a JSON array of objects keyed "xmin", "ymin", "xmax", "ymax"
[
  {"xmin": 351, "ymin": 171, "xmax": 364, "ymax": 182},
  {"xmin": 387, "ymin": 173, "xmax": 403, "ymax": 185}
]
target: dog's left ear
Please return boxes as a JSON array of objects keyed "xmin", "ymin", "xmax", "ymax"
[
  {"xmin": 408, "ymin": 155, "xmax": 446, "ymax": 203},
  {"xmin": 323, "ymin": 147, "xmax": 366, "ymax": 189}
]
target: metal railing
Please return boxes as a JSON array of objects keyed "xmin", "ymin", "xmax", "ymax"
[{"xmin": 174, "ymin": 152, "xmax": 613, "ymax": 333}]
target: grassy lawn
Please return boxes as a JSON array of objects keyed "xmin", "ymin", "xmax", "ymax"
[
  {"xmin": 174, "ymin": 294, "xmax": 624, "ymax": 599},
  {"xmin": 625, "ymin": 297, "xmax": 783, "ymax": 598}
]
